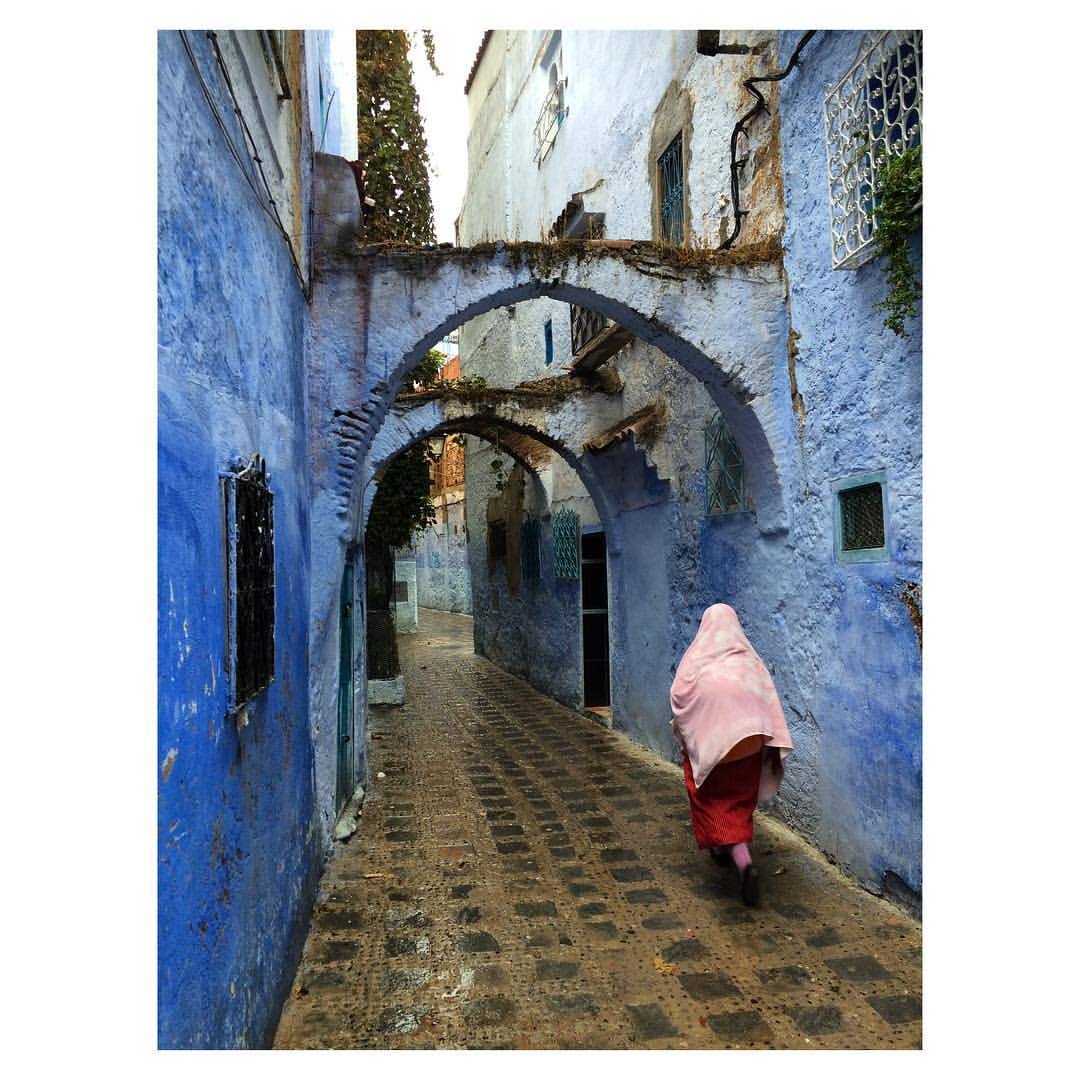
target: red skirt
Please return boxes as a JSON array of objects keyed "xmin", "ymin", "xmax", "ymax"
[{"xmin": 682, "ymin": 752, "xmax": 762, "ymax": 848}]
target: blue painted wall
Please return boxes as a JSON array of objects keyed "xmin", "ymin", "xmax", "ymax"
[
  {"xmin": 416, "ymin": 506, "xmax": 473, "ymax": 615},
  {"xmin": 466, "ymin": 452, "xmax": 589, "ymax": 710},
  {"xmin": 770, "ymin": 28, "xmax": 922, "ymax": 900},
  {"xmin": 158, "ymin": 31, "xmax": 320, "ymax": 1047}
]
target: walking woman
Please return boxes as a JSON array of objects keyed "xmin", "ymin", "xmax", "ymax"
[{"xmin": 670, "ymin": 604, "xmax": 792, "ymax": 906}]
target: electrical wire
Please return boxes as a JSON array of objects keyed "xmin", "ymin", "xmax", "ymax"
[{"xmin": 719, "ymin": 30, "xmax": 818, "ymax": 250}]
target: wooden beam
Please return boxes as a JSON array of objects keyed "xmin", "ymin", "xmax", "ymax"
[{"xmin": 568, "ymin": 323, "xmax": 634, "ymax": 375}]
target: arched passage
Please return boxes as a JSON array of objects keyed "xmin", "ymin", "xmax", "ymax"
[
  {"xmin": 307, "ymin": 154, "xmax": 800, "ymax": 834},
  {"xmin": 335, "ymin": 272, "xmax": 790, "ymax": 537},
  {"xmin": 358, "ymin": 404, "xmax": 638, "ymax": 736}
]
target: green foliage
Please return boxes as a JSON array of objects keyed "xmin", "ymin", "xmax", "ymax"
[
  {"xmin": 355, "ymin": 30, "xmax": 435, "ymax": 244},
  {"xmin": 441, "ymin": 374, "xmax": 488, "ymax": 394},
  {"xmin": 872, "ymin": 146, "xmax": 922, "ymax": 336},
  {"xmin": 366, "ymin": 443, "xmax": 437, "ymax": 550},
  {"xmin": 421, "ymin": 30, "xmax": 442, "ymax": 76},
  {"xmin": 396, "ymin": 349, "xmax": 445, "ymax": 400}
]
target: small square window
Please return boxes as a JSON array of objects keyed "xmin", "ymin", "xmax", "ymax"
[
  {"xmin": 222, "ymin": 456, "xmax": 275, "ymax": 711},
  {"xmin": 832, "ymin": 470, "xmax": 889, "ymax": 563}
]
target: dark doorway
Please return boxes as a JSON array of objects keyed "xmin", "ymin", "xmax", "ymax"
[
  {"xmin": 336, "ymin": 550, "xmax": 357, "ymax": 812},
  {"xmin": 581, "ymin": 530, "xmax": 610, "ymax": 709}
]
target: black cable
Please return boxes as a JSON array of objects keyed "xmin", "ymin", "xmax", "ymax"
[
  {"xmin": 719, "ymin": 30, "xmax": 818, "ymax": 250},
  {"xmin": 178, "ymin": 30, "xmax": 268, "ymax": 209}
]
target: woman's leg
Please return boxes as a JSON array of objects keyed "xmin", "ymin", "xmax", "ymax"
[{"xmin": 730, "ymin": 842, "xmax": 752, "ymax": 873}]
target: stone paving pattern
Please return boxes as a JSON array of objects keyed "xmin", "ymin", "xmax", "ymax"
[{"xmin": 274, "ymin": 609, "xmax": 921, "ymax": 1050}]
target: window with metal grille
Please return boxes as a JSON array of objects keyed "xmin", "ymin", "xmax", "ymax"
[
  {"xmin": 521, "ymin": 516, "xmax": 542, "ymax": 581},
  {"xmin": 570, "ymin": 305, "xmax": 608, "ymax": 355},
  {"xmin": 552, "ymin": 507, "xmax": 580, "ymax": 580},
  {"xmin": 832, "ymin": 470, "xmax": 889, "ymax": 563},
  {"xmin": 658, "ymin": 135, "xmax": 684, "ymax": 245},
  {"xmin": 823, "ymin": 30, "xmax": 922, "ymax": 269},
  {"xmin": 488, "ymin": 520, "xmax": 507, "ymax": 561},
  {"xmin": 534, "ymin": 67, "xmax": 568, "ymax": 164},
  {"xmin": 222, "ymin": 455, "xmax": 275, "ymax": 711},
  {"xmin": 704, "ymin": 413, "xmax": 751, "ymax": 515}
]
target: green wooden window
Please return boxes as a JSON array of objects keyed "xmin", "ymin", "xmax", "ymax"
[
  {"xmin": 552, "ymin": 508, "xmax": 580, "ymax": 579},
  {"xmin": 705, "ymin": 413, "xmax": 751, "ymax": 515}
]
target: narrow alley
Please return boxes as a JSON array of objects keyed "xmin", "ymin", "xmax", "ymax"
[{"xmin": 274, "ymin": 610, "xmax": 921, "ymax": 1050}]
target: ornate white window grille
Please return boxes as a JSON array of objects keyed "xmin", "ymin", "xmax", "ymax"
[
  {"xmin": 823, "ymin": 30, "xmax": 922, "ymax": 269},
  {"xmin": 534, "ymin": 77, "xmax": 568, "ymax": 164}
]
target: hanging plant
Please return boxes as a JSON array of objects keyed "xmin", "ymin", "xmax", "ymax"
[
  {"xmin": 421, "ymin": 30, "xmax": 442, "ymax": 76},
  {"xmin": 872, "ymin": 145, "xmax": 922, "ymax": 337},
  {"xmin": 366, "ymin": 443, "xmax": 438, "ymax": 551}
]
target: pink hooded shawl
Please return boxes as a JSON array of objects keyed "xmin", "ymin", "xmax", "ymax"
[{"xmin": 670, "ymin": 604, "xmax": 793, "ymax": 802}]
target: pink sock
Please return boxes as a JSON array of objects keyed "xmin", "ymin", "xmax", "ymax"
[{"xmin": 731, "ymin": 842, "xmax": 752, "ymax": 873}]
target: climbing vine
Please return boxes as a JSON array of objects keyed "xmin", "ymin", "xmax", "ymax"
[
  {"xmin": 421, "ymin": 30, "xmax": 442, "ymax": 76},
  {"xmin": 356, "ymin": 32, "xmax": 442, "ymax": 551},
  {"xmin": 873, "ymin": 145, "xmax": 922, "ymax": 336},
  {"xmin": 367, "ymin": 444, "xmax": 438, "ymax": 550},
  {"xmin": 355, "ymin": 30, "xmax": 436, "ymax": 244}
]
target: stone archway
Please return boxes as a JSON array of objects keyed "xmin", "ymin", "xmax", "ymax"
[
  {"xmin": 311, "ymin": 154, "xmax": 795, "ymax": 541},
  {"xmin": 306, "ymin": 153, "xmax": 799, "ymax": 831},
  {"xmin": 359, "ymin": 397, "xmax": 668, "ymax": 726}
]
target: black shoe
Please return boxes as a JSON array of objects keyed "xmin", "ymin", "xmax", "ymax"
[
  {"xmin": 709, "ymin": 847, "xmax": 732, "ymax": 867},
  {"xmin": 740, "ymin": 865, "xmax": 760, "ymax": 907}
]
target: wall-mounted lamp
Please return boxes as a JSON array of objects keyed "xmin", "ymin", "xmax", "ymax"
[{"xmin": 427, "ymin": 435, "xmax": 446, "ymax": 460}]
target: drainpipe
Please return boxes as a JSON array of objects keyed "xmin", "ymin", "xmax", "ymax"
[{"xmin": 718, "ymin": 30, "xmax": 818, "ymax": 250}]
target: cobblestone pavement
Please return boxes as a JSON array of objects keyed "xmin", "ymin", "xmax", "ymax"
[{"xmin": 275, "ymin": 609, "xmax": 921, "ymax": 1050}]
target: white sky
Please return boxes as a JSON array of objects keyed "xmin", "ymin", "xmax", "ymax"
[{"xmin": 407, "ymin": 27, "xmax": 484, "ymax": 243}]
